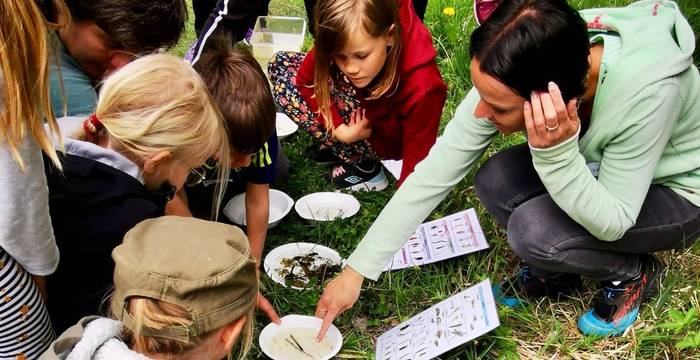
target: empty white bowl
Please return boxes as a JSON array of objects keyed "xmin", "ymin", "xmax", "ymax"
[
  {"xmin": 276, "ymin": 112, "xmax": 298, "ymax": 140},
  {"xmin": 259, "ymin": 315, "xmax": 343, "ymax": 360},
  {"xmin": 223, "ymin": 189, "xmax": 293, "ymax": 228},
  {"xmin": 294, "ymin": 192, "xmax": 360, "ymax": 221}
]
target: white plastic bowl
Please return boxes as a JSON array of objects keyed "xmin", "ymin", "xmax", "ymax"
[
  {"xmin": 223, "ymin": 189, "xmax": 293, "ymax": 228},
  {"xmin": 294, "ymin": 192, "xmax": 360, "ymax": 221},
  {"xmin": 276, "ymin": 112, "xmax": 298, "ymax": 140},
  {"xmin": 263, "ymin": 242, "xmax": 342, "ymax": 290},
  {"xmin": 259, "ymin": 315, "xmax": 342, "ymax": 360}
]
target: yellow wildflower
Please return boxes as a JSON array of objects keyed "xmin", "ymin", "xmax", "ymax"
[{"xmin": 443, "ymin": 7, "xmax": 456, "ymax": 16}]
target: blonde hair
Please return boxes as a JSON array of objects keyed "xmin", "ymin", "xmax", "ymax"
[
  {"xmin": 0, "ymin": 0, "xmax": 69, "ymax": 170},
  {"xmin": 313, "ymin": 0, "xmax": 403, "ymax": 134},
  {"xmin": 120, "ymin": 297, "xmax": 255, "ymax": 360},
  {"xmin": 80, "ymin": 54, "xmax": 230, "ymax": 217}
]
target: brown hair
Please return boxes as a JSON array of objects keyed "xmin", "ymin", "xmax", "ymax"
[
  {"xmin": 0, "ymin": 0, "xmax": 69, "ymax": 170},
  {"xmin": 65, "ymin": 0, "xmax": 187, "ymax": 54},
  {"xmin": 193, "ymin": 34, "xmax": 276, "ymax": 154},
  {"xmin": 313, "ymin": 0, "xmax": 403, "ymax": 133},
  {"xmin": 120, "ymin": 297, "xmax": 255, "ymax": 360}
]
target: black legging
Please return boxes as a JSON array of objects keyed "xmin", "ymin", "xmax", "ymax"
[
  {"xmin": 195, "ymin": 0, "xmax": 429, "ymax": 39},
  {"xmin": 193, "ymin": 0, "xmax": 271, "ymax": 39}
]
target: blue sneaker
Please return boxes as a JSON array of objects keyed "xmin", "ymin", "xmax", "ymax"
[
  {"xmin": 495, "ymin": 265, "xmax": 582, "ymax": 308},
  {"xmin": 578, "ymin": 255, "xmax": 665, "ymax": 337}
]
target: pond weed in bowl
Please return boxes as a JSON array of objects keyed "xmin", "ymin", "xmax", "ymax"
[
  {"xmin": 294, "ymin": 192, "xmax": 360, "ymax": 221},
  {"xmin": 263, "ymin": 243, "xmax": 343, "ymax": 290},
  {"xmin": 259, "ymin": 315, "xmax": 342, "ymax": 360},
  {"xmin": 223, "ymin": 189, "xmax": 293, "ymax": 228}
]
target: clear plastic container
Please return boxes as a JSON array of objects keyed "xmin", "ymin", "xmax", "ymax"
[{"xmin": 250, "ymin": 16, "xmax": 306, "ymax": 73}]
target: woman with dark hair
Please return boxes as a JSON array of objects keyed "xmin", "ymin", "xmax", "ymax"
[{"xmin": 314, "ymin": 0, "xmax": 700, "ymax": 338}]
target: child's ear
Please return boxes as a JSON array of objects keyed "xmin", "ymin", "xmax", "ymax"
[
  {"xmin": 142, "ymin": 151, "xmax": 172, "ymax": 174},
  {"xmin": 385, "ymin": 24, "xmax": 397, "ymax": 47},
  {"xmin": 107, "ymin": 51, "xmax": 134, "ymax": 75}
]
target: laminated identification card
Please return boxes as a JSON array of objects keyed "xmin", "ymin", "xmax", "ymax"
[
  {"xmin": 384, "ymin": 209, "xmax": 489, "ymax": 271},
  {"xmin": 375, "ymin": 280, "xmax": 500, "ymax": 360}
]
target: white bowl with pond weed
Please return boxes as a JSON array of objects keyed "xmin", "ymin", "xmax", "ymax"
[
  {"xmin": 276, "ymin": 112, "xmax": 298, "ymax": 140},
  {"xmin": 250, "ymin": 16, "xmax": 306, "ymax": 74},
  {"xmin": 223, "ymin": 189, "xmax": 293, "ymax": 228},
  {"xmin": 263, "ymin": 242, "xmax": 343, "ymax": 290},
  {"xmin": 259, "ymin": 314, "xmax": 343, "ymax": 360},
  {"xmin": 294, "ymin": 192, "xmax": 360, "ymax": 221}
]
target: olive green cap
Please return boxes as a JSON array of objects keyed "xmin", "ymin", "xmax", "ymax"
[{"xmin": 111, "ymin": 216, "xmax": 258, "ymax": 343}]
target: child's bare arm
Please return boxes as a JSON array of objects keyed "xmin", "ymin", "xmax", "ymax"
[{"xmin": 245, "ymin": 182, "xmax": 269, "ymax": 268}]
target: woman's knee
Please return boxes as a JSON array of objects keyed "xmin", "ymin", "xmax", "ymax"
[
  {"xmin": 474, "ymin": 144, "xmax": 531, "ymax": 204},
  {"xmin": 506, "ymin": 197, "xmax": 565, "ymax": 265}
]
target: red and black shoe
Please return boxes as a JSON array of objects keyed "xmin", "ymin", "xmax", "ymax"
[{"xmin": 578, "ymin": 255, "xmax": 666, "ymax": 336}]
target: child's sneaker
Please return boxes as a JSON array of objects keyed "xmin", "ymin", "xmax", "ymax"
[
  {"xmin": 330, "ymin": 160, "xmax": 388, "ymax": 192},
  {"xmin": 474, "ymin": 0, "xmax": 501, "ymax": 25},
  {"xmin": 578, "ymin": 255, "xmax": 665, "ymax": 337},
  {"xmin": 494, "ymin": 265, "xmax": 582, "ymax": 308}
]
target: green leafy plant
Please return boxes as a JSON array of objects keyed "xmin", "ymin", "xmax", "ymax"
[
  {"xmin": 658, "ymin": 308, "xmax": 698, "ymax": 334},
  {"xmin": 676, "ymin": 330, "xmax": 700, "ymax": 350}
]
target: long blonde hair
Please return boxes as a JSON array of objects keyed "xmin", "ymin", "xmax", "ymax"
[
  {"xmin": 313, "ymin": 0, "xmax": 403, "ymax": 134},
  {"xmin": 119, "ymin": 297, "xmax": 255, "ymax": 360},
  {"xmin": 0, "ymin": 0, "xmax": 69, "ymax": 169},
  {"xmin": 82, "ymin": 54, "xmax": 230, "ymax": 217}
]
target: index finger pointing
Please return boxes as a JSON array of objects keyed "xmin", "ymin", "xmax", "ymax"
[{"xmin": 317, "ymin": 309, "xmax": 339, "ymax": 341}]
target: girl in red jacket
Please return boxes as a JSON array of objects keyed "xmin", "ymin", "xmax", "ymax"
[{"xmin": 269, "ymin": 0, "xmax": 446, "ymax": 191}]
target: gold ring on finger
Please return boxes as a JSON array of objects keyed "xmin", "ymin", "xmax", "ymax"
[{"xmin": 545, "ymin": 122, "xmax": 560, "ymax": 132}]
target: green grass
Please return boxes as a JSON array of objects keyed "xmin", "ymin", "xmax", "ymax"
[{"xmin": 177, "ymin": 0, "xmax": 700, "ymax": 358}]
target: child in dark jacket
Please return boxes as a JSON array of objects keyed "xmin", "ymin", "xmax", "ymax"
[
  {"xmin": 44, "ymin": 54, "xmax": 229, "ymax": 332},
  {"xmin": 269, "ymin": 0, "xmax": 447, "ymax": 191}
]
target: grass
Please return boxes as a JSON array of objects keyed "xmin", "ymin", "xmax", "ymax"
[{"xmin": 176, "ymin": 0, "xmax": 700, "ymax": 358}]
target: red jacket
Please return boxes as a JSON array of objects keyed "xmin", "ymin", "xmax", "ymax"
[{"xmin": 295, "ymin": 0, "xmax": 447, "ymax": 185}]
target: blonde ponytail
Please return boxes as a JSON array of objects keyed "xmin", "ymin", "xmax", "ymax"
[{"xmin": 81, "ymin": 54, "xmax": 230, "ymax": 218}]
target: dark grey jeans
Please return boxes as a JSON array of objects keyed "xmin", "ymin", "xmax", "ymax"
[{"xmin": 474, "ymin": 144, "xmax": 700, "ymax": 282}]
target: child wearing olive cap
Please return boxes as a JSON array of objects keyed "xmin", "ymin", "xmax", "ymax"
[{"xmin": 40, "ymin": 216, "xmax": 258, "ymax": 360}]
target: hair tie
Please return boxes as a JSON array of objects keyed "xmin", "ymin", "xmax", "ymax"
[
  {"xmin": 83, "ymin": 114, "xmax": 104, "ymax": 143},
  {"xmin": 83, "ymin": 114, "xmax": 104, "ymax": 134}
]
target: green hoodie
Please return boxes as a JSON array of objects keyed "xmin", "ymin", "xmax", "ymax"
[{"xmin": 347, "ymin": 0, "xmax": 700, "ymax": 280}]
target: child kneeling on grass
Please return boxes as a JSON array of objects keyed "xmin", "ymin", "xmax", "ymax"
[
  {"xmin": 269, "ymin": 0, "xmax": 447, "ymax": 191},
  {"xmin": 41, "ymin": 216, "xmax": 258, "ymax": 360},
  {"xmin": 168, "ymin": 34, "xmax": 285, "ymax": 322},
  {"xmin": 45, "ymin": 54, "xmax": 229, "ymax": 333}
]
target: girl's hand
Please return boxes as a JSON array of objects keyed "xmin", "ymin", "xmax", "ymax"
[
  {"xmin": 524, "ymin": 82, "xmax": 580, "ymax": 149},
  {"xmin": 346, "ymin": 108, "xmax": 372, "ymax": 142},
  {"xmin": 315, "ymin": 266, "xmax": 364, "ymax": 341}
]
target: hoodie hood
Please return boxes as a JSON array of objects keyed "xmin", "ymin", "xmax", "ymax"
[
  {"xmin": 581, "ymin": 0, "xmax": 695, "ymax": 96},
  {"xmin": 396, "ymin": 0, "xmax": 439, "ymax": 75},
  {"xmin": 40, "ymin": 317, "xmax": 150, "ymax": 360}
]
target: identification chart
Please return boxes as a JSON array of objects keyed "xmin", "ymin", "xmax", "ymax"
[
  {"xmin": 375, "ymin": 280, "xmax": 499, "ymax": 360},
  {"xmin": 384, "ymin": 209, "xmax": 488, "ymax": 271}
]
